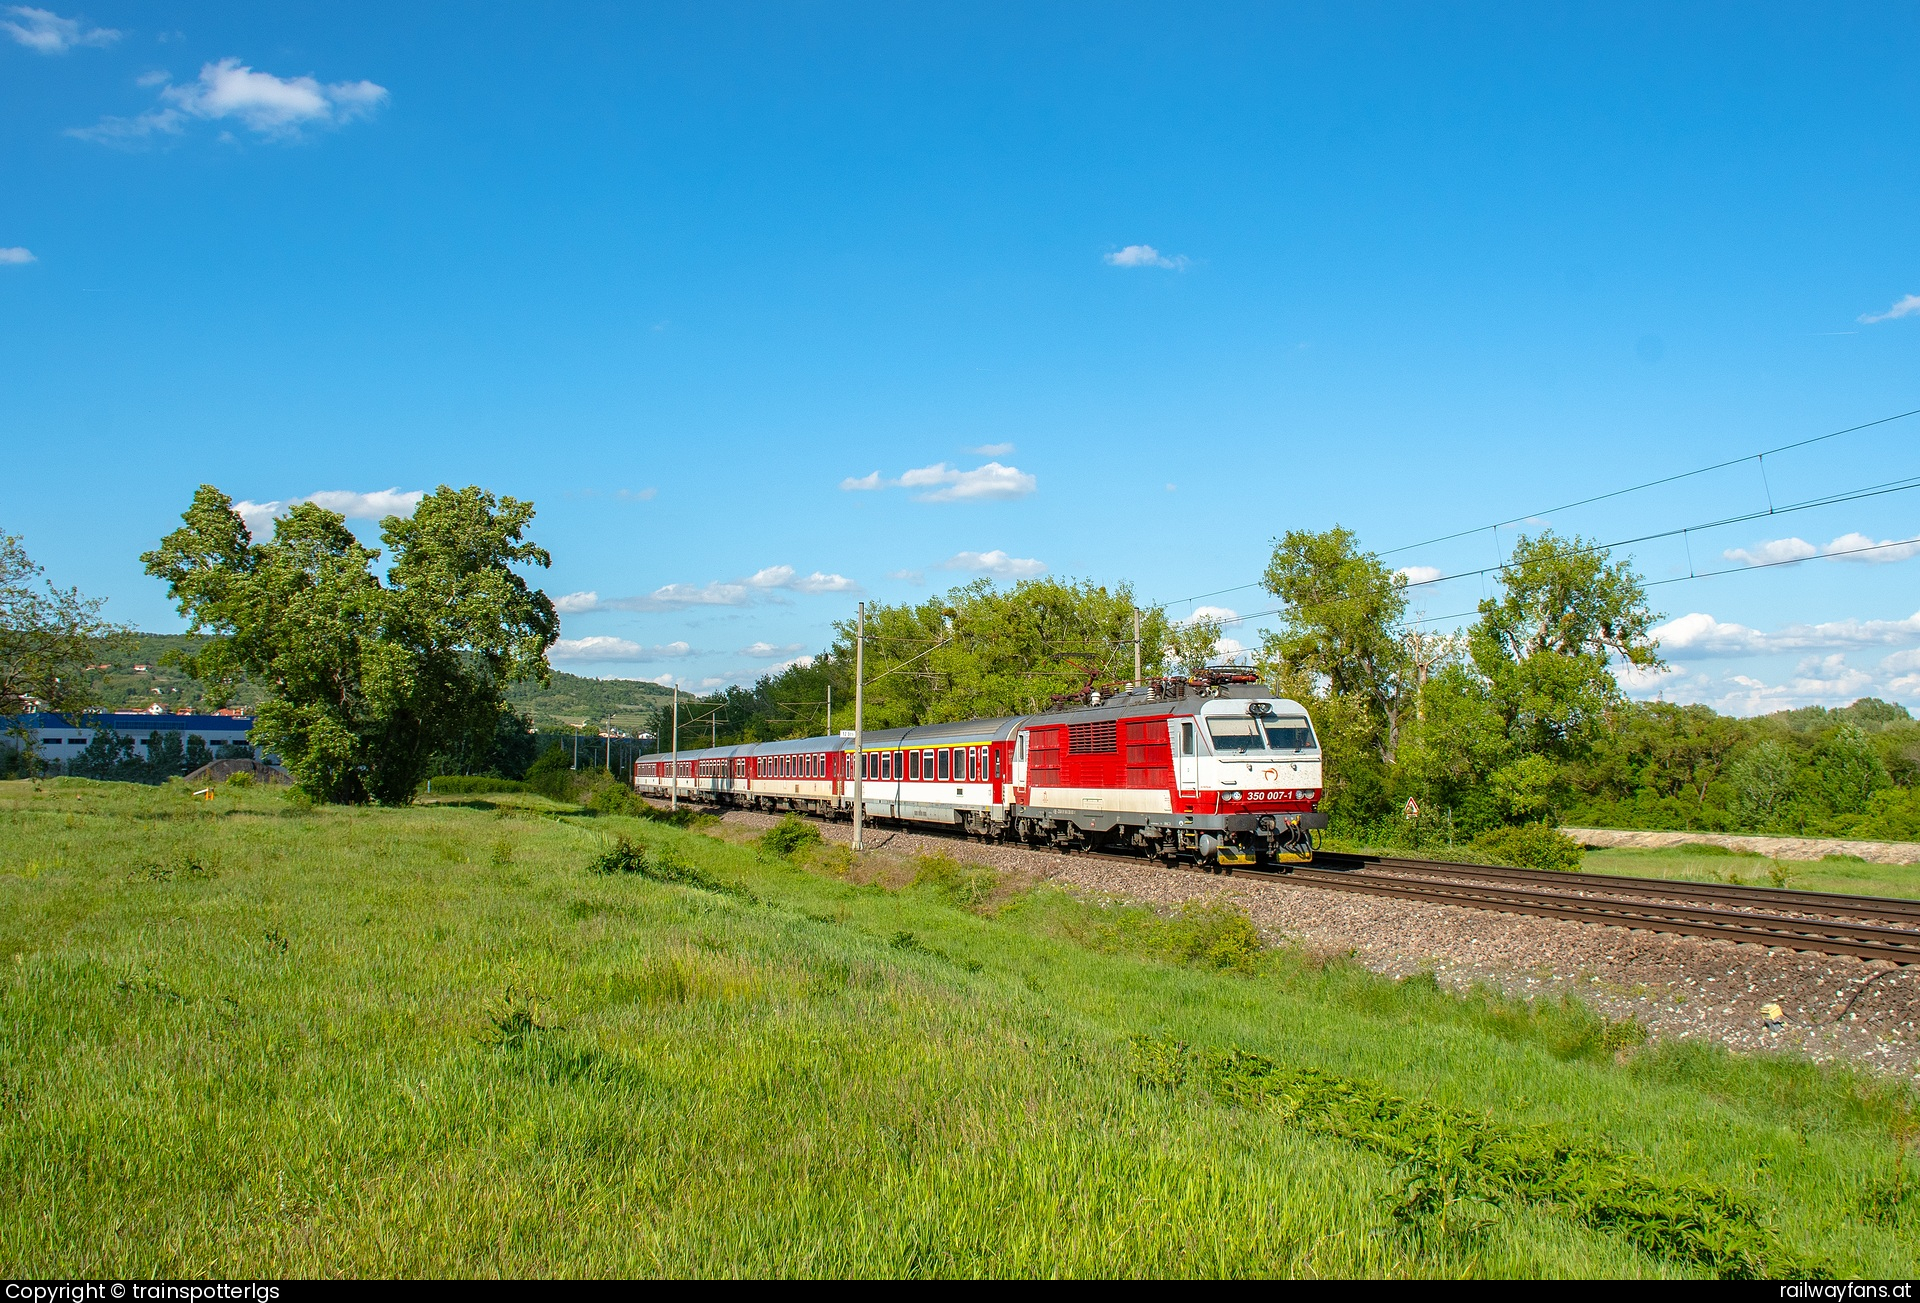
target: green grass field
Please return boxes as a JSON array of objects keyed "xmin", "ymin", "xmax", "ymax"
[
  {"xmin": 1581, "ymin": 846, "xmax": 1920, "ymax": 900},
  {"xmin": 2, "ymin": 778, "xmax": 1915, "ymax": 1278}
]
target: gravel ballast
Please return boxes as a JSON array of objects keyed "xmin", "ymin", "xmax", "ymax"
[{"xmin": 694, "ymin": 804, "xmax": 1920, "ymax": 1079}]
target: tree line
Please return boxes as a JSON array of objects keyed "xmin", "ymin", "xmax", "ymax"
[
  {"xmin": 7, "ymin": 491, "xmax": 1916, "ymax": 837},
  {"xmin": 656, "ymin": 527, "xmax": 1918, "ymax": 846}
]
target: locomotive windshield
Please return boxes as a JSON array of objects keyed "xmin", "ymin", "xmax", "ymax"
[
  {"xmin": 1261, "ymin": 716, "xmax": 1316, "ymax": 751},
  {"xmin": 1205, "ymin": 714, "xmax": 1319, "ymax": 753},
  {"xmin": 1205, "ymin": 718, "xmax": 1265, "ymax": 753}
]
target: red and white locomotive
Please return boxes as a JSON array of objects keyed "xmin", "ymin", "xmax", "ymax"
[{"xmin": 632, "ymin": 674, "xmax": 1327, "ymax": 867}]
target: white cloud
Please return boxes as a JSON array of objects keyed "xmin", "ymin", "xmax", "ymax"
[
  {"xmin": 768, "ymin": 655, "xmax": 815, "ymax": 673},
  {"xmin": 2, "ymin": 6, "xmax": 117, "ymax": 52},
  {"xmin": 942, "ymin": 550, "xmax": 1047, "ymax": 578},
  {"xmin": 1860, "ymin": 294, "xmax": 1920, "ymax": 325},
  {"xmin": 1617, "ymin": 651, "xmax": 1919, "ymax": 714},
  {"xmin": 232, "ymin": 486, "xmax": 423, "ymax": 534},
  {"xmin": 741, "ymin": 641, "xmax": 805, "ymax": 658},
  {"xmin": 1104, "ymin": 244, "xmax": 1189, "ymax": 270},
  {"xmin": 0, "ymin": 247, "xmax": 35, "ymax": 265},
  {"xmin": 842, "ymin": 461, "xmax": 1037, "ymax": 502},
  {"xmin": 549, "ymin": 637, "xmax": 690, "ymax": 663},
  {"xmin": 747, "ymin": 564, "xmax": 857, "ymax": 594},
  {"xmin": 1397, "ymin": 565, "xmax": 1444, "ymax": 585},
  {"xmin": 1722, "ymin": 537, "xmax": 1818, "ymax": 567},
  {"xmin": 1652, "ymin": 609, "xmax": 1920, "ymax": 657},
  {"xmin": 911, "ymin": 462, "xmax": 1037, "ymax": 502},
  {"xmin": 553, "ymin": 591, "xmax": 600, "ymax": 615},
  {"xmin": 1885, "ymin": 648, "xmax": 1920, "ymax": 697},
  {"xmin": 617, "ymin": 487, "xmax": 656, "ymax": 502},
  {"xmin": 792, "ymin": 571, "xmax": 856, "ymax": 593},
  {"xmin": 887, "ymin": 569, "xmax": 925, "ymax": 584},
  {"xmin": 1821, "ymin": 532, "xmax": 1920, "ymax": 563},
  {"xmin": 580, "ymin": 564, "xmax": 859, "ymax": 613},
  {"xmin": 71, "ymin": 58, "xmax": 387, "ymax": 144},
  {"xmin": 304, "ymin": 488, "xmax": 424, "ymax": 519},
  {"xmin": 968, "ymin": 442, "xmax": 1015, "ymax": 456},
  {"xmin": 1722, "ymin": 532, "xmax": 1920, "ymax": 568},
  {"xmin": 607, "ymin": 581, "xmax": 752, "ymax": 611},
  {"xmin": 1186, "ymin": 606, "xmax": 1239, "ymax": 624}
]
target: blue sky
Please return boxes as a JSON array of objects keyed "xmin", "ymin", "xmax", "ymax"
[{"xmin": 3, "ymin": 3, "xmax": 1917, "ymax": 713}]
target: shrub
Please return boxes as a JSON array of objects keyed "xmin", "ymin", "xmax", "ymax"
[
  {"xmin": 524, "ymin": 743, "xmax": 576, "ymax": 801},
  {"xmin": 1160, "ymin": 900, "xmax": 1266, "ymax": 973},
  {"xmin": 912, "ymin": 854, "xmax": 998, "ymax": 907},
  {"xmin": 760, "ymin": 814, "xmax": 823, "ymax": 858},
  {"xmin": 580, "ymin": 774, "xmax": 640, "ymax": 816},
  {"xmin": 427, "ymin": 775, "xmax": 528, "ymax": 795},
  {"xmin": 225, "ymin": 771, "xmax": 254, "ymax": 789},
  {"xmin": 587, "ymin": 834, "xmax": 748, "ymax": 898},
  {"xmin": 1469, "ymin": 823, "xmax": 1584, "ymax": 871}
]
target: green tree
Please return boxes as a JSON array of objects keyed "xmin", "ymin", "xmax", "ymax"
[
  {"xmin": 1469, "ymin": 530, "xmax": 1661, "ymax": 756},
  {"xmin": 142, "ymin": 484, "xmax": 558, "ymax": 804},
  {"xmin": 1167, "ymin": 613, "xmax": 1225, "ymax": 677},
  {"xmin": 1259, "ymin": 526, "xmax": 1414, "ymax": 764},
  {"xmin": 68, "ymin": 726, "xmax": 136, "ymax": 781},
  {"xmin": 1, "ymin": 530, "xmax": 129, "ymax": 767},
  {"xmin": 1810, "ymin": 723, "xmax": 1890, "ymax": 816},
  {"xmin": 829, "ymin": 577, "xmax": 1166, "ymax": 728},
  {"xmin": 1725, "ymin": 739, "xmax": 1801, "ymax": 829}
]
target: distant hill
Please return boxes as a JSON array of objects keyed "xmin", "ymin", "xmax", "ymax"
[
  {"xmin": 93, "ymin": 634, "xmax": 670, "ymax": 735},
  {"xmin": 506, "ymin": 670, "xmax": 675, "ymax": 734}
]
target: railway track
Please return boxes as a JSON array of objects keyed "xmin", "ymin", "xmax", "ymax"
[
  {"xmin": 679, "ymin": 800, "xmax": 1920, "ymax": 964},
  {"xmin": 1215, "ymin": 851, "xmax": 1920, "ymax": 964}
]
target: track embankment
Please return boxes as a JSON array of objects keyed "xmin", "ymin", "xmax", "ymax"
[{"xmin": 687, "ymin": 802, "xmax": 1920, "ymax": 1076}]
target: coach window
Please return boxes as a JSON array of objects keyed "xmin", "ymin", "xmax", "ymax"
[
  {"xmin": 922, "ymin": 749, "xmax": 934, "ymax": 779},
  {"xmin": 971, "ymin": 747, "xmax": 981, "ymax": 781},
  {"xmin": 894, "ymin": 750, "xmax": 905, "ymax": 779},
  {"xmin": 908, "ymin": 750, "xmax": 919, "ymax": 781},
  {"xmin": 936, "ymin": 749, "xmax": 949, "ymax": 782},
  {"xmin": 1180, "ymin": 721, "xmax": 1196, "ymax": 756}
]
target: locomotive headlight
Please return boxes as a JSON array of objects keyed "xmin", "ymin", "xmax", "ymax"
[{"xmin": 1248, "ymin": 701, "xmax": 1273, "ymax": 717}]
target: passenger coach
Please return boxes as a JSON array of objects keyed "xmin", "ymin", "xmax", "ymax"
[{"xmin": 633, "ymin": 675, "xmax": 1327, "ymax": 867}]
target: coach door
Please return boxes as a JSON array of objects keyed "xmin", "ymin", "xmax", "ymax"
[{"xmin": 1173, "ymin": 717, "xmax": 1198, "ymax": 797}]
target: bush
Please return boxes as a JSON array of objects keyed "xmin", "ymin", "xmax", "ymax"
[
  {"xmin": 587, "ymin": 834, "xmax": 747, "ymax": 898},
  {"xmin": 1159, "ymin": 900, "xmax": 1266, "ymax": 973},
  {"xmin": 524, "ymin": 744, "xmax": 576, "ymax": 801},
  {"xmin": 426, "ymin": 775, "xmax": 528, "ymax": 795},
  {"xmin": 580, "ymin": 774, "xmax": 640, "ymax": 815},
  {"xmin": 912, "ymin": 854, "xmax": 998, "ymax": 907},
  {"xmin": 1469, "ymin": 823, "xmax": 1584, "ymax": 872},
  {"xmin": 760, "ymin": 814, "xmax": 823, "ymax": 858}
]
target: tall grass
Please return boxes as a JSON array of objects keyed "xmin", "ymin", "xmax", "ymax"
[{"xmin": 0, "ymin": 776, "xmax": 1913, "ymax": 1277}]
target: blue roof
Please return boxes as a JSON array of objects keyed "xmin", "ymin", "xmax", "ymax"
[{"xmin": 6, "ymin": 712, "xmax": 253, "ymax": 731}]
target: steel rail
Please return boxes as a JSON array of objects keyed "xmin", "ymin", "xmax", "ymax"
[
  {"xmin": 1218, "ymin": 864, "xmax": 1920, "ymax": 963},
  {"xmin": 1310, "ymin": 851, "xmax": 1920, "ymax": 925}
]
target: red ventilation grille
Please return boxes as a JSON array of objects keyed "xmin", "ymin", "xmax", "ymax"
[{"xmin": 1068, "ymin": 720, "xmax": 1117, "ymax": 754}]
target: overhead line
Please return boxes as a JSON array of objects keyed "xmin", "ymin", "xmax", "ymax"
[
  {"xmin": 1155, "ymin": 404, "xmax": 1920, "ymax": 608},
  {"xmin": 1377, "ymin": 405, "xmax": 1920, "ymax": 558}
]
